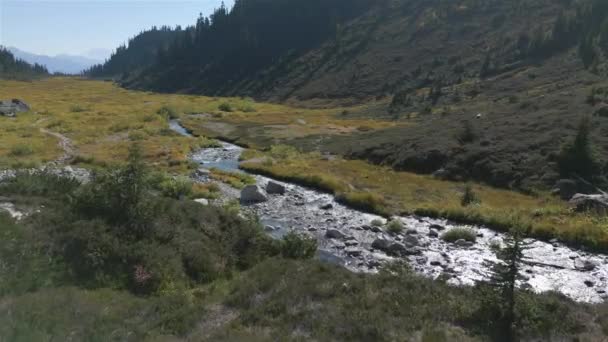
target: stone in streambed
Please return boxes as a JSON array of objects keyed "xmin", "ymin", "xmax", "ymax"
[
  {"xmin": 240, "ymin": 185, "xmax": 268, "ymax": 203},
  {"xmin": 266, "ymin": 181, "xmax": 286, "ymax": 195},
  {"xmin": 326, "ymin": 229, "xmax": 346, "ymax": 239}
]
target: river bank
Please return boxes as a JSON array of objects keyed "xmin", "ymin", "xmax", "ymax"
[{"xmin": 171, "ymin": 120, "xmax": 608, "ymax": 304}]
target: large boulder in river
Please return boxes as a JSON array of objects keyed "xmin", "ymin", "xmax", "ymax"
[
  {"xmin": 569, "ymin": 193, "xmax": 608, "ymax": 215},
  {"xmin": 240, "ymin": 185, "xmax": 268, "ymax": 204},
  {"xmin": 266, "ymin": 181, "xmax": 286, "ymax": 195},
  {"xmin": 325, "ymin": 229, "xmax": 346, "ymax": 239}
]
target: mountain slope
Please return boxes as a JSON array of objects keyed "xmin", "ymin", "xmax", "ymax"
[
  {"xmin": 91, "ymin": 0, "xmax": 608, "ymax": 189},
  {"xmin": 8, "ymin": 47, "xmax": 101, "ymax": 74},
  {"xmin": 85, "ymin": 26, "xmax": 183, "ymax": 78}
]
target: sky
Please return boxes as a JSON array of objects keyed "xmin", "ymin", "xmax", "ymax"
[{"xmin": 0, "ymin": 0, "xmax": 232, "ymax": 60}]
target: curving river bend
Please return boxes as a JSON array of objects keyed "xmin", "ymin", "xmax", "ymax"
[{"xmin": 171, "ymin": 120, "xmax": 608, "ymax": 303}]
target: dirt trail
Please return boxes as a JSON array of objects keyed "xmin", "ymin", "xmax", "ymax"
[{"xmin": 39, "ymin": 128, "xmax": 75, "ymax": 165}]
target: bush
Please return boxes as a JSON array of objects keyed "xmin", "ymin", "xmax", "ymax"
[
  {"xmin": 457, "ymin": 120, "xmax": 477, "ymax": 144},
  {"xmin": 158, "ymin": 176, "xmax": 194, "ymax": 199},
  {"xmin": 557, "ymin": 116, "xmax": 599, "ymax": 180},
  {"xmin": 9, "ymin": 144, "xmax": 34, "ymax": 157},
  {"xmin": 156, "ymin": 105, "xmax": 178, "ymax": 120},
  {"xmin": 371, "ymin": 219, "xmax": 384, "ymax": 227},
  {"xmin": 239, "ymin": 104, "xmax": 256, "ymax": 112},
  {"xmin": 387, "ymin": 219, "xmax": 404, "ymax": 234},
  {"xmin": 461, "ymin": 184, "xmax": 480, "ymax": 206},
  {"xmin": 441, "ymin": 227, "xmax": 477, "ymax": 243},
  {"xmin": 0, "ymin": 170, "xmax": 80, "ymax": 197},
  {"xmin": 218, "ymin": 103, "xmax": 233, "ymax": 112},
  {"xmin": 280, "ymin": 232, "xmax": 317, "ymax": 259}
]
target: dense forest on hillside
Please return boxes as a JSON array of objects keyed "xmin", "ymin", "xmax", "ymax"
[
  {"xmin": 87, "ymin": 0, "xmax": 374, "ymax": 92},
  {"xmin": 85, "ymin": 0, "xmax": 608, "ymax": 190},
  {"xmin": 88, "ymin": 0, "xmax": 608, "ymax": 99},
  {"xmin": 0, "ymin": 47, "xmax": 48, "ymax": 80},
  {"xmin": 84, "ymin": 26, "xmax": 183, "ymax": 78}
]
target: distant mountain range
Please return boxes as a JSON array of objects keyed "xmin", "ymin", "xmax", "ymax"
[{"xmin": 8, "ymin": 47, "xmax": 104, "ymax": 74}]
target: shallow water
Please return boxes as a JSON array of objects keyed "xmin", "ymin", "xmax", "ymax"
[{"xmin": 172, "ymin": 120, "xmax": 608, "ymax": 303}]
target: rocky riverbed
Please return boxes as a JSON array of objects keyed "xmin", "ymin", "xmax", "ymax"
[{"xmin": 174, "ymin": 120, "xmax": 608, "ymax": 303}]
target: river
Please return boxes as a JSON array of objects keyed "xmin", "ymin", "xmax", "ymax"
[{"xmin": 170, "ymin": 119, "xmax": 608, "ymax": 303}]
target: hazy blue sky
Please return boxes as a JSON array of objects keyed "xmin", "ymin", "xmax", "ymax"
[{"xmin": 0, "ymin": 0, "xmax": 232, "ymax": 59}]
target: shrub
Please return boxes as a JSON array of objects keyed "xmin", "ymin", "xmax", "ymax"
[
  {"xmin": 158, "ymin": 176, "xmax": 194, "ymax": 199},
  {"xmin": 280, "ymin": 232, "xmax": 317, "ymax": 259},
  {"xmin": 461, "ymin": 184, "xmax": 480, "ymax": 207},
  {"xmin": 0, "ymin": 171, "xmax": 80, "ymax": 197},
  {"xmin": 239, "ymin": 104, "xmax": 256, "ymax": 113},
  {"xmin": 218, "ymin": 103, "xmax": 233, "ymax": 112},
  {"xmin": 557, "ymin": 116, "xmax": 599, "ymax": 180},
  {"xmin": 371, "ymin": 219, "xmax": 384, "ymax": 227},
  {"xmin": 387, "ymin": 219, "xmax": 404, "ymax": 235},
  {"xmin": 441, "ymin": 227, "xmax": 477, "ymax": 243},
  {"xmin": 9, "ymin": 144, "xmax": 34, "ymax": 157},
  {"xmin": 457, "ymin": 120, "xmax": 477, "ymax": 144},
  {"xmin": 156, "ymin": 105, "xmax": 178, "ymax": 120}
]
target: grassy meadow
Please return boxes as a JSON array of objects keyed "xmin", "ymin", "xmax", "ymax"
[
  {"xmin": 239, "ymin": 147, "xmax": 608, "ymax": 251},
  {"xmin": 2, "ymin": 77, "xmax": 608, "ymax": 250},
  {"xmin": 0, "ymin": 77, "xmax": 384, "ymax": 171}
]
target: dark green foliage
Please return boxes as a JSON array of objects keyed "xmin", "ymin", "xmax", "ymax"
[
  {"xmin": 0, "ymin": 171, "xmax": 80, "ymax": 197},
  {"xmin": 476, "ymin": 229, "xmax": 531, "ymax": 341},
  {"xmin": 461, "ymin": 184, "xmax": 480, "ymax": 207},
  {"xmin": 109, "ymin": 0, "xmax": 372, "ymax": 93},
  {"xmin": 457, "ymin": 120, "xmax": 477, "ymax": 144},
  {"xmin": 0, "ymin": 46, "xmax": 48, "ymax": 79},
  {"xmin": 218, "ymin": 102, "xmax": 233, "ymax": 112},
  {"xmin": 279, "ymin": 232, "xmax": 317, "ymax": 259},
  {"xmin": 84, "ymin": 26, "xmax": 182, "ymax": 78},
  {"xmin": 558, "ymin": 116, "xmax": 599, "ymax": 180},
  {"xmin": 156, "ymin": 105, "xmax": 178, "ymax": 119},
  {"xmin": 0, "ymin": 145, "xmax": 275, "ymax": 295}
]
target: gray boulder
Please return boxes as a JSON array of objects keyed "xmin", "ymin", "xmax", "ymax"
[
  {"xmin": 403, "ymin": 235, "xmax": 420, "ymax": 247},
  {"xmin": 319, "ymin": 203, "xmax": 333, "ymax": 210},
  {"xmin": 240, "ymin": 185, "xmax": 268, "ymax": 203},
  {"xmin": 371, "ymin": 238, "xmax": 392, "ymax": 251},
  {"xmin": 325, "ymin": 229, "xmax": 346, "ymax": 239},
  {"xmin": 0, "ymin": 99, "xmax": 30, "ymax": 117},
  {"xmin": 570, "ymin": 194, "xmax": 608, "ymax": 215},
  {"xmin": 266, "ymin": 181, "xmax": 286, "ymax": 195},
  {"xmin": 388, "ymin": 243, "xmax": 421, "ymax": 256}
]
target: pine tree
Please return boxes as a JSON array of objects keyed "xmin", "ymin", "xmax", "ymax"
[{"xmin": 485, "ymin": 228, "xmax": 530, "ymax": 342}]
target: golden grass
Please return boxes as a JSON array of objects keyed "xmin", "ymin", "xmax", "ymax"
[
  {"xmin": 0, "ymin": 78, "xmax": 374, "ymax": 171},
  {"xmin": 241, "ymin": 150, "xmax": 608, "ymax": 251},
  {"xmin": 2, "ymin": 78, "xmax": 607, "ymax": 250}
]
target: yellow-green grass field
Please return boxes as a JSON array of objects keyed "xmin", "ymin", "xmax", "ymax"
[
  {"xmin": 2, "ymin": 77, "xmax": 608, "ymax": 251},
  {"xmin": 240, "ymin": 147, "xmax": 608, "ymax": 251},
  {"xmin": 0, "ymin": 77, "xmax": 380, "ymax": 171}
]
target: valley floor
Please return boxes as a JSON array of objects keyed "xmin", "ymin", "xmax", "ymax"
[
  {"xmin": 1, "ymin": 77, "xmax": 608, "ymax": 340},
  {"xmin": 1, "ymin": 77, "xmax": 607, "ymax": 251}
]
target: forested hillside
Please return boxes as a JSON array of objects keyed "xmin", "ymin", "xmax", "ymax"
[
  {"xmin": 89, "ymin": 0, "xmax": 608, "ymax": 100},
  {"xmin": 0, "ymin": 47, "xmax": 48, "ymax": 79},
  {"xmin": 86, "ymin": 0, "xmax": 608, "ymax": 189},
  {"xmin": 84, "ymin": 26, "xmax": 183, "ymax": 78}
]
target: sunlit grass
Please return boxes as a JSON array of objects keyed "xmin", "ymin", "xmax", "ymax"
[
  {"xmin": 0, "ymin": 78, "xmax": 367, "ymax": 171},
  {"xmin": 241, "ymin": 148, "xmax": 608, "ymax": 251}
]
